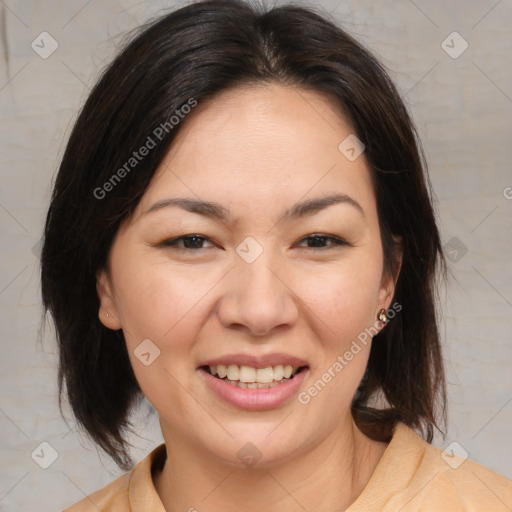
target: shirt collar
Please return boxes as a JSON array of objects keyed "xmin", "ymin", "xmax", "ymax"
[
  {"xmin": 128, "ymin": 442, "xmax": 167, "ymax": 511},
  {"xmin": 126, "ymin": 422, "xmax": 422, "ymax": 511}
]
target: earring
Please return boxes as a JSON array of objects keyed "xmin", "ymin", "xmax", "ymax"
[
  {"xmin": 106, "ymin": 312, "xmax": 110, "ymax": 318},
  {"xmin": 378, "ymin": 309, "xmax": 387, "ymax": 324}
]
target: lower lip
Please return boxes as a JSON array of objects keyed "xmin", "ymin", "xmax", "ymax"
[{"xmin": 198, "ymin": 367, "xmax": 309, "ymax": 410}]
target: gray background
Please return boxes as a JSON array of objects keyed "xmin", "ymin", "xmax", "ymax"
[{"xmin": 1, "ymin": 0, "xmax": 511, "ymax": 510}]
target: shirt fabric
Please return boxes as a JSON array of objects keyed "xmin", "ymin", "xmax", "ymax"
[{"xmin": 62, "ymin": 422, "xmax": 512, "ymax": 511}]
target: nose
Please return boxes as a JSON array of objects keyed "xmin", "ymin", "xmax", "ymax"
[{"xmin": 216, "ymin": 252, "xmax": 299, "ymax": 337}]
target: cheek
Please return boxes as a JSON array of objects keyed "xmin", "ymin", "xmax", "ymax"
[
  {"xmin": 297, "ymin": 255, "xmax": 383, "ymax": 344},
  {"xmin": 111, "ymin": 248, "xmax": 216, "ymax": 341},
  {"xmin": 294, "ymin": 262, "xmax": 380, "ymax": 425},
  {"xmin": 110, "ymin": 256, "xmax": 214, "ymax": 415}
]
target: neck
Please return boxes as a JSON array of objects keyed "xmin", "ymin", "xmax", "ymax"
[{"xmin": 153, "ymin": 416, "xmax": 388, "ymax": 511}]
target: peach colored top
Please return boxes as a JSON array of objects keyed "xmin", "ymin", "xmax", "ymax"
[{"xmin": 62, "ymin": 422, "xmax": 512, "ymax": 511}]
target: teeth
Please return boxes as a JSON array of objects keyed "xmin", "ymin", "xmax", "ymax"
[
  {"xmin": 223, "ymin": 378, "xmax": 291, "ymax": 388},
  {"xmin": 226, "ymin": 365, "xmax": 239, "ymax": 381},
  {"xmin": 273, "ymin": 365, "xmax": 284, "ymax": 380},
  {"xmin": 239, "ymin": 366, "xmax": 256, "ymax": 383},
  {"xmin": 256, "ymin": 367, "xmax": 274, "ymax": 383},
  {"xmin": 208, "ymin": 363, "xmax": 302, "ymax": 384}
]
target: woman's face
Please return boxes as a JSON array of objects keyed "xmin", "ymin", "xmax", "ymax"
[{"xmin": 98, "ymin": 84, "xmax": 397, "ymax": 467}]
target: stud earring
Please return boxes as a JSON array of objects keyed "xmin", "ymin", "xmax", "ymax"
[
  {"xmin": 378, "ymin": 309, "xmax": 387, "ymax": 324},
  {"xmin": 106, "ymin": 312, "xmax": 110, "ymax": 318}
]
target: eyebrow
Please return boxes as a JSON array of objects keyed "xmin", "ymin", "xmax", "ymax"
[{"xmin": 143, "ymin": 193, "xmax": 365, "ymax": 222}]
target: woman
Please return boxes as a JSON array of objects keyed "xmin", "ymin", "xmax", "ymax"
[{"xmin": 40, "ymin": 0, "xmax": 512, "ymax": 510}]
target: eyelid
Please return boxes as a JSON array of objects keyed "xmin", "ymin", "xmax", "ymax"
[
  {"xmin": 296, "ymin": 234, "xmax": 349, "ymax": 249},
  {"xmin": 156, "ymin": 233, "xmax": 349, "ymax": 251},
  {"xmin": 157, "ymin": 234, "xmax": 214, "ymax": 250}
]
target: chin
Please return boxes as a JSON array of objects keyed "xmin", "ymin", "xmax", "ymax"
[{"xmin": 195, "ymin": 422, "xmax": 313, "ymax": 470}]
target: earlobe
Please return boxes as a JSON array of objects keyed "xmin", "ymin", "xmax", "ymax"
[
  {"xmin": 375, "ymin": 274, "xmax": 396, "ymax": 332},
  {"xmin": 96, "ymin": 268, "xmax": 122, "ymax": 330}
]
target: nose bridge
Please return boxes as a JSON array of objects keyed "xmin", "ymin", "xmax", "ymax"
[
  {"xmin": 218, "ymin": 243, "xmax": 298, "ymax": 335},
  {"xmin": 238, "ymin": 248, "xmax": 282, "ymax": 299}
]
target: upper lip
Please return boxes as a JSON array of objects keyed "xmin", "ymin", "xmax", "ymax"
[{"xmin": 198, "ymin": 353, "xmax": 309, "ymax": 369}]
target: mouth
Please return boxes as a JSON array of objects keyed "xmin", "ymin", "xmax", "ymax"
[{"xmin": 200, "ymin": 364, "xmax": 308, "ymax": 389}]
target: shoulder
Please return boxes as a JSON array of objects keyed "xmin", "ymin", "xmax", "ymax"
[
  {"xmin": 419, "ymin": 434, "xmax": 512, "ymax": 510},
  {"xmin": 395, "ymin": 423, "xmax": 512, "ymax": 510},
  {"xmin": 61, "ymin": 471, "xmax": 131, "ymax": 511},
  {"xmin": 60, "ymin": 443, "xmax": 167, "ymax": 512},
  {"xmin": 351, "ymin": 422, "xmax": 512, "ymax": 511}
]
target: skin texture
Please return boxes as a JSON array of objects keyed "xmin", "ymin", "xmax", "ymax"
[{"xmin": 97, "ymin": 84, "xmax": 399, "ymax": 511}]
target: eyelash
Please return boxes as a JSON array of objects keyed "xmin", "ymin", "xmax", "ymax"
[{"xmin": 159, "ymin": 234, "xmax": 348, "ymax": 251}]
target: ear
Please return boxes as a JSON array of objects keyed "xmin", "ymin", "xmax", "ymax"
[
  {"xmin": 96, "ymin": 268, "xmax": 122, "ymax": 330},
  {"xmin": 377, "ymin": 235, "xmax": 403, "ymax": 312}
]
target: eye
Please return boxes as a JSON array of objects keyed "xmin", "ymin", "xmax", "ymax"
[
  {"xmin": 159, "ymin": 235, "xmax": 214, "ymax": 250},
  {"xmin": 156, "ymin": 233, "xmax": 348, "ymax": 251},
  {"xmin": 296, "ymin": 234, "xmax": 348, "ymax": 250}
]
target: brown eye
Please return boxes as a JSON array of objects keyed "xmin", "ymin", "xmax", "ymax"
[
  {"xmin": 297, "ymin": 234, "xmax": 348, "ymax": 249},
  {"xmin": 160, "ymin": 235, "xmax": 214, "ymax": 250}
]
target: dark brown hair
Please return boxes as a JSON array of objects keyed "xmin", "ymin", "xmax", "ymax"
[{"xmin": 40, "ymin": 0, "xmax": 447, "ymax": 470}]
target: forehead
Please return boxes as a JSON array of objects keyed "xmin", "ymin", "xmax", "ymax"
[{"xmin": 135, "ymin": 84, "xmax": 376, "ymax": 223}]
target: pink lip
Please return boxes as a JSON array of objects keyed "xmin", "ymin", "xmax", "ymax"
[
  {"xmin": 198, "ymin": 353, "xmax": 309, "ymax": 369},
  {"xmin": 198, "ymin": 367, "xmax": 309, "ymax": 411}
]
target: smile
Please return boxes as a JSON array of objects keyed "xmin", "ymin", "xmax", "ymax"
[
  {"xmin": 203, "ymin": 364, "xmax": 305, "ymax": 388},
  {"xmin": 199, "ymin": 363, "xmax": 309, "ymax": 410}
]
